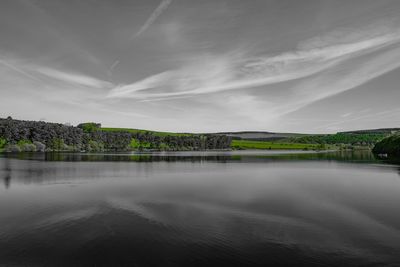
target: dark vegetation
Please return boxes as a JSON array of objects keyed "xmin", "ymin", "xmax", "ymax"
[
  {"xmin": 220, "ymin": 129, "xmax": 398, "ymax": 149},
  {"xmin": 217, "ymin": 131, "xmax": 306, "ymax": 141},
  {"xmin": 229, "ymin": 130, "xmax": 397, "ymax": 151},
  {"xmin": 284, "ymin": 133, "xmax": 387, "ymax": 147},
  {"xmin": 372, "ymin": 134, "xmax": 400, "ymax": 157},
  {"xmin": 230, "ymin": 140, "xmax": 331, "ymax": 150},
  {"xmin": 0, "ymin": 117, "xmax": 231, "ymax": 152},
  {"xmin": 1, "ymin": 116, "xmax": 398, "ymax": 153},
  {"xmin": 339, "ymin": 128, "xmax": 400, "ymax": 134}
]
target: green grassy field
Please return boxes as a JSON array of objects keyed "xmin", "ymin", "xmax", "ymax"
[
  {"xmin": 231, "ymin": 140, "xmax": 331, "ymax": 150},
  {"xmin": 101, "ymin": 128, "xmax": 333, "ymax": 150},
  {"xmin": 101, "ymin": 127, "xmax": 191, "ymax": 137}
]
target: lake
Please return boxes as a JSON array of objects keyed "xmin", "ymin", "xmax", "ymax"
[{"xmin": 0, "ymin": 150, "xmax": 400, "ymax": 266}]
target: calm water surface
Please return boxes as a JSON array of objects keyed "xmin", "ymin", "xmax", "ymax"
[{"xmin": 0, "ymin": 150, "xmax": 400, "ymax": 266}]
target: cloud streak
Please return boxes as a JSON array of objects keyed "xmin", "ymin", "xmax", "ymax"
[
  {"xmin": 132, "ymin": 0, "xmax": 173, "ymax": 39},
  {"xmin": 0, "ymin": 54, "xmax": 112, "ymax": 90},
  {"xmin": 35, "ymin": 67, "xmax": 112, "ymax": 88},
  {"xmin": 110, "ymin": 60, "xmax": 120, "ymax": 71},
  {"xmin": 0, "ymin": 57, "xmax": 42, "ymax": 83},
  {"xmin": 109, "ymin": 24, "xmax": 400, "ymax": 100},
  {"xmin": 272, "ymin": 45, "xmax": 400, "ymax": 117},
  {"xmin": 3, "ymin": 0, "xmax": 400, "ymax": 133}
]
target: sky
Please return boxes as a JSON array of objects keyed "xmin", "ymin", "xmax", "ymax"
[{"xmin": 1, "ymin": 0, "xmax": 400, "ymax": 133}]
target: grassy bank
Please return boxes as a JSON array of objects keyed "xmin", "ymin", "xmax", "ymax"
[
  {"xmin": 101, "ymin": 127, "xmax": 191, "ymax": 137},
  {"xmin": 231, "ymin": 140, "xmax": 330, "ymax": 150}
]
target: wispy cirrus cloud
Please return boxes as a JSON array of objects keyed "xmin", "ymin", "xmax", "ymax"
[
  {"xmin": 34, "ymin": 67, "xmax": 112, "ymax": 88},
  {"xmin": 109, "ymin": 21, "xmax": 400, "ymax": 101},
  {"xmin": 132, "ymin": 0, "xmax": 173, "ymax": 39},
  {"xmin": 0, "ymin": 54, "xmax": 112, "ymax": 89},
  {"xmin": 0, "ymin": 57, "xmax": 42, "ymax": 83},
  {"xmin": 3, "ymin": 0, "xmax": 400, "ymax": 133},
  {"xmin": 277, "ymin": 44, "xmax": 400, "ymax": 116}
]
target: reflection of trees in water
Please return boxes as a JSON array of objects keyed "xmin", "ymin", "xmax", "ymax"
[
  {"xmin": 8, "ymin": 152, "xmax": 235, "ymax": 163},
  {"xmin": 0, "ymin": 150, "xmax": 387, "ymax": 163},
  {"xmin": 2, "ymin": 150, "xmax": 399, "ymax": 167},
  {"xmin": 1, "ymin": 151, "xmax": 400, "ymax": 186},
  {"xmin": 388, "ymin": 159, "xmax": 400, "ymax": 177},
  {"xmin": 1, "ymin": 155, "xmax": 78, "ymax": 186},
  {"xmin": 378, "ymin": 156, "xmax": 400, "ymax": 177},
  {"xmin": 2, "ymin": 158, "xmax": 11, "ymax": 189}
]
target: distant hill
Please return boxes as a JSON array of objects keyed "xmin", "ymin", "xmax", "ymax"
[
  {"xmin": 99, "ymin": 128, "xmax": 400, "ymax": 141},
  {"xmin": 2, "ymin": 116, "xmax": 399, "ymax": 150},
  {"xmin": 215, "ymin": 131, "xmax": 308, "ymax": 141},
  {"xmin": 214, "ymin": 129, "xmax": 398, "ymax": 146},
  {"xmin": 339, "ymin": 128, "xmax": 400, "ymax": 135}
]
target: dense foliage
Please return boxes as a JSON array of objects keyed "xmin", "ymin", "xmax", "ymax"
[
  {"xmin": 0, "ymin": 117, "xmax": 231, "ymax": 152},
  {"xmin": 231, "ymin": 140, "xmax": 327, "ymax": 150},
  {"xmin": 286, "ymin": 133, "xmax": 388, "ymax": 146},
  {"xmin": 0, "ymin": 138, "xmax": 6, "ymax": 149},
  {"xmin": 84, "ymin": 130, "xmax": 134, "ymax": 151},
  {"xmin": 0, "ymin": 117, "xmax": 83, "ymax": 151},
  {"xmin": 128, "ymin": 132, "xmax": 231, "ymax": 151},
  {"xmin": 339, "ymin": 129, "xmax": 400, "ymax": 135},
  {"xmin": 372, "ymin": 135, "xmax": 400, "ymax": 157},
  {"xmin": 77, "ymin": 122, "xmax": 101, "ymax": 133}
]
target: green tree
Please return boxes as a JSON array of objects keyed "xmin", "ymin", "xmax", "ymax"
[{"xmin": 77, "ymin": 122, "xmax": 101, "ymax": 133}]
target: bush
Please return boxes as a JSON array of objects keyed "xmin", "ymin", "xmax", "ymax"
[
  {"xmin": 372, "ymin": 135, "xmax": 400, "ymax": 156},
  {"xmin": 77, "ymin": 122, "xmax": 101, "ymax": 133},
  {"xmin": 49, "ymin": 138, "xmax": 65, "ymax": 151},
  {"xmin": 33, "ymin": 141, "xmax": 46, "ymax": 152},
  {"xmin": 87, "ymin": 140, "xmax": 104, "ymax": 152},
  {"xmin": 20, "ymin": 143, "xmax": 36, "ymax": 152},
  {"xmin": 5, "ymin": 144, "xmax": 21, "ymax": 152},
  {"xmin": 129, "ymin": 138, "xmax": 140, "ymax": 150},
  {"xmin": 0, "ymin": 138, "xmax": 6, "ymax": 149}
]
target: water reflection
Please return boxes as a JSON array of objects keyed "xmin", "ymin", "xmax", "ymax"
[
  {"xmin": 0, "ymin": 150, "xmax": 399, "ymax": 188},
  {"xmin": 1, "ymin": 158, "xmax": 11, "ymax": 189},
  {"xmin": 0, "ymin": 150, "xmax": 400, "ymax": 266},
  {"xmin": 0, "ymin": 149, "xmax": 385, "ymax": 163}
]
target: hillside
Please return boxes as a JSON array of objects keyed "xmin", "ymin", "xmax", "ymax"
[
  {"xmin": 230, "ymin": 140, "xmax": 331, "ymax": 150},
  {"xmin": 95, "ymin": 127, "xmax": 397, "ymax": 148},
  {"xmin": 339, "ymin": 128, "xmax": 400, "ymax": 135},
  {"xmin": 372, "ymin": 135, "xmax": 400, "ymax": 157},
  {"xmin": 215, "ymin": 130, "xmax": 394, "ymax": 147},
  {"xmin": 1, "ymin": 117, "xmax": 398, "ymax": 152},
  {"xmin": 101, "ymin": 127, "xmax": 191, "ymax": 137},
  {"xmin": 216, "ymin": 131, "xmax": 308, "ymax": 141},
  {"xmin": 0, "ymin": 118, "xmax": 231, "ymax": 152}
]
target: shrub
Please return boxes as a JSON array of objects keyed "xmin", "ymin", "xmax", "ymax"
[
  {"xmin": 0, "ymin": 138, "xmax": 6, "ymax": 149},
  {"xmin": 33, "ymin": 141, "xmax": 46, "ymax": 152},
  {"xmin": 5, "ymin": 144, "xmax": 21, "ymax": 153},
  {"xmin": 373, "ymin": 135, "xmax": 400, "ymax": 156},
  {"xmin": 129, "ymin": 138, "xmax": 140, "ymax": 150},
  {"xmin": 20, "ymin": 143, "xmax": 36, "ymax": 152},
  {"xmin": 49, "ymin": 138, "xmax": 65, "ymax": 151},
  {"xmin": 87, "ymin": 140, "xmax": 104, "ymax": 152},
  {"xmin": 17, "ymin": 140, "xmax": 32, "ymax": 146},
  {"xmin": 77, "ymin": 122, "xmax": 101, "ymax": 133}
]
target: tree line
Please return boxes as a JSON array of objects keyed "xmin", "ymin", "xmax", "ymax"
[
  {"xmin": 0, "ymin": 117, "xmax": 231, "ymax": 152},
  {"xmin": 372, "ymin": 134, "xmax": 400, "ymax": 157},
  {"xmin": 285, "ymin": 132, "xmax": 388, "ymax": 147}
]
